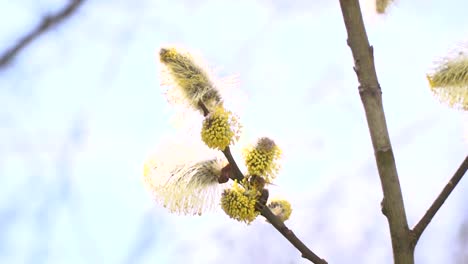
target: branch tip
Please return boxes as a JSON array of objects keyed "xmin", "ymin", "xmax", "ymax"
[
  {"xmin": 0, "ymin": 0, "xmax": 85, "ymax": 69},
  {"xmin": 411, "ymin": 156, "xmax": 468, "ymax": 245}
]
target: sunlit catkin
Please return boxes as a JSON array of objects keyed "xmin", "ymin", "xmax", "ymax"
[
  {"xmin": 159, "ymin": 47, "xmax": 222, "ymax": 113},
  {"xmin": 201, "ymin": 106, "xmax": 241, "ymax": 150},
  {"xmin": 427, "ymin": 50, "xmax": 468, "ymax": 110},
  {"xmin": 144, "ymin": 137, "xmax": 229, "ymax": 215},
  {"xmin": 243, "ymin": 137, "xmax": 282, "ymax": 183},
  {"xmin": 220, "ymin": 180, "xmax": 260, "ymax": 224},
  {"xmin": 267, "ymin": 199, "xmax": 292, "ymax": 222},
  {"xmin": 144, "ymin": 157, "xmax": 227, "ymax": 215},
  {"xmin": 376, "ymin": 0, "xmax": 393, "ymax": 14}
]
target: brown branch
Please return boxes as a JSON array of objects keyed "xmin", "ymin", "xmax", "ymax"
[
  {"xmin": 0, "ymin": 0, "xmax": 85, "ymax": 69},
  {"xmin": 338, "ymin": 1, "xmax": 414, "ymax": 263},
  {"xmin": 222, "ymin": 147, "xmax": 244, "ymax": 181},
  {"xmin": 261, "ymin": 207, "xmax": 328, "ymax": 264},
  {"xmin": 411, "ymin": 155, "xmax": 468, "ymax": 245},
  {"xmin": 199, "ymin": 101, "xmax": 327, "ymax": 263}
]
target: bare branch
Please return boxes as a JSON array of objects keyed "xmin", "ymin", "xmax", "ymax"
[
  {"xmin": 261, "ymin": 207, "xmax": 328, "ymax": 264},
  {"xmin": 338, "ymin": 0, "xmax": 414, "ymax": 263},
  {"xmin": 411, "ymin": 155, "xmax": 468, "ymax": 244},
  {"xmin": 0, "ymin": 0, "xmax": 86, "ymax": 69},
  {"xmin": 222, "ymin": 147, "xmax": 244, "ymax": 182},
  {"xmin": 199, "ymin": 101, "xmax": 327, "ymax": 263},
  {"xmin": 224, "ymin": 146, "xmax": 327, "ymax": 263}
]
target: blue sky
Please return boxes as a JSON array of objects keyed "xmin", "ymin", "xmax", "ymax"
[{"xmin": 0, "ymin": 0, "xmax": 467, "ymax": 263}]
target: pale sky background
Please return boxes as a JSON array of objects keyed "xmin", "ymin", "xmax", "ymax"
[{"xmin": 0, "ymin": 0, "xmax": 467, "ymax": 263}]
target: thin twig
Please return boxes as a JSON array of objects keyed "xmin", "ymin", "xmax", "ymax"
[
  {"xmin": 231, "ymin": 157, "xmax": 327, "ymax": 264},
  {"xmin": 411, "ymin": 155, "xmax": 468, "ymax": 245},
  {"xmin": 261, "ymin": 207, "xmax": 328, "ymax": 264},
  {"xmin": 221, "ymin": 147, "xmax": 244, "ymax": 181},
  {"xmin": 0, "ymin": 0, "xmax": 85, "ymax": 69},
  {"xmin": 199, "ymin": 101, "xmax": 327, "ymax": 264},
  {"xmin": 338, "ymin": 1, "xmax": 413, "ymax": 263}
]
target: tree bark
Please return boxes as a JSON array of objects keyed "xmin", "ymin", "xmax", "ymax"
[{"xmin": 338, "ymin": 1, "xmax": 414, "ymax": 263}]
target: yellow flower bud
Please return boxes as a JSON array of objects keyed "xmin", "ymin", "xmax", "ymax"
[
  {"xmin": 201, "ymin": 106, "xmax": 241, "ymax": 150},
  {"xmin": 267, "ymin": 199, "xmax": 292, "ymax": 222},
  {"xmin": 221, "ymin": 181, "xmax": 260, "ymax": 224},
  {"xmin": 243, "ymin": 137, "xmax": 281, "ymax": 183}
]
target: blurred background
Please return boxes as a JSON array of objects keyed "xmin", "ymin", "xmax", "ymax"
[{"xmin": 0, "ymin": 0, "xmax": 467, "ymax": 263}]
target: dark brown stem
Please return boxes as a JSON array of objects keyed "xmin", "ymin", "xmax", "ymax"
[
  {"xmin": 261, "ymin": 207, "xmax": 328, "ymax": 264},
  {"xmin": 222, "ymin": 147, "xmax": 244, "ymax": 182},
  {"xmin": 0, "ymin": 0, "xmax": 85, "ymax": 69},
  {"xmin": 198, "ymin": 101, "xmax": 327, "ymax": 263},
  {"xmin": 411, "ymin": 155, "xmax": 468, "ymax": 245},
  {"xmin": 198, "ymin": 101, "xmax": 209, "ymax": 116},
  {"xmin": 338, "ymin": 1, "xmax": 413, "ymax": 263}
]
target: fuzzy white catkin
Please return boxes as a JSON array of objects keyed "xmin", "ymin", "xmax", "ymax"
[{"xmin": 144, "ymin": 134, "xmax": 229, "ymax": 215}]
